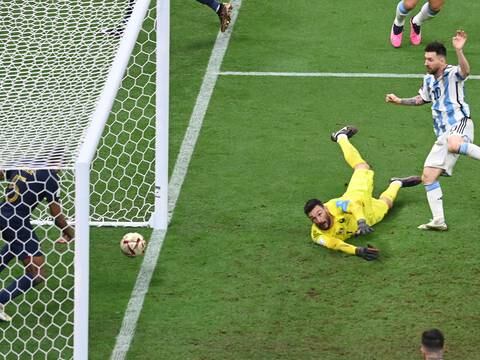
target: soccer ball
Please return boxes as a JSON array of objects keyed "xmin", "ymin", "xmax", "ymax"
[{"xmin": 120, "ymin": 232, "xmax": 146, "ymax": 257}]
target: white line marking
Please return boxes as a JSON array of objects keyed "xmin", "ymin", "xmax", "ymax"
[
  {"xmin": 219, "ymin": 71, "xmax": 480, "ymax": 80},
  {"xmin": 110, "ymin": 1, "xmax": 242, "ymax": 359}
]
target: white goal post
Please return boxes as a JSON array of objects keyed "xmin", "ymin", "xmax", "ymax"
[{"xmin": 0, "ymin": 0, "xmax": 168, "ymax": 359}]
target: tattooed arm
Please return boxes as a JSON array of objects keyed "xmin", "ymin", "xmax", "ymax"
[{"xmin": 385, "ymin": 93, "xmax": 426, "ymax": 106}]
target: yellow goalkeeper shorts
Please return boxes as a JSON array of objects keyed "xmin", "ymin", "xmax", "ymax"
[{"xmin": 342, "ymin": 169, "xmax": 389, "ymax": 225}]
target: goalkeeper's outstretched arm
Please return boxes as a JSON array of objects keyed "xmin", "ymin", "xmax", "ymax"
[
  {"xmin": 313, "ymin": 235, "xmax": 356, "ymax": 255},
  {"xmin": 313, "ymin": 235, "xmax": 379, "ymax": 261}
]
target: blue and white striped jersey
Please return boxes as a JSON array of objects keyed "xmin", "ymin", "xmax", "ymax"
[{"xmin": 418, "ymin": 65, "xmax": 470, "ymax": 138}]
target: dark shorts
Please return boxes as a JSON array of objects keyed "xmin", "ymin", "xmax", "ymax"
[{"xmin": 0, "ymin": 214, "xmax": 42, "ymax": 260}]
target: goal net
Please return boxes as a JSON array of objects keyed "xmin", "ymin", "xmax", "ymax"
[
  {"xmin": 0, "ymin": 0, "xmax": 167, "ymax": 358},
  {"xmin": 0, "ymin": 0, "xmax": 158, "ymax": 227}
]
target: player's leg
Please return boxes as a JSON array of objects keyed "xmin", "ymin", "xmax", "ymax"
[
  {"xmin": 0, "ymin": 223, "xmax": 20, "ymax": 321},
  {"xmin": 0, "ymin": 242, "xmax": 13, "ymax": 320},
  {"xmin": 419, "ymin": 166, "xmax": 447, "ymax": 230},
  {"xmin": 419, "ymin": 137, "xmax": 453, "ymax": 230},
  {"xmin": 410, "ymin": 0, "xmax": 443, "ymax": 45},
  {"xmin": 457, "ymin": 141, "xmax": 480, "ymax": 159},
  {"xmin": 196, "ymin": 0, "xmax": 222, "ymax": 12},
  {"xmin": 342, "ymin": 159, "xmax": 376, "ymax": 216},
  {"xmin": 0, "ymin": 244, "xmax": 15, "ymax": 274},
  {"xmin": 447, "ymin": 120, "xmax": 480, "ymax": 160},
  {"xmin": 350, "ymin": 175, "xmax": 409, "ymax": 228},
  {"xmin": 331, "ymin": 126, "xmax": 369, "ymax": 170},
  {"xmin": 0, "ymin": 255, "xmax": 45, "ymax": 305},
  {"xmin": 196, "ymin": 0, "xmax": 233, "ymax": 32},
  {"xmin": 0, "ymin": 221, "xmax": 17, "ymax": 274},
  {"xmin": 379, "ymin": 176, "xmax": 422, "ymax": 209},
  {"xmin": 0, "ymin": 219, "xmax": 16, "ymax": 272},
  {"xmin": 0, "ymin": 228, "xmax": 45, "ymax": 313},
  {"xmin": 390, "ymin": 0, "xmax": 418, "ymax": 48}
]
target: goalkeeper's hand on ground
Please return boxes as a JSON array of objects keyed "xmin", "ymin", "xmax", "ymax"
[
  {"xmin": 356, "ymin": 219, "xmax": 374, "ymax": 236},
  {"xmin": 355, "ymin": 244, "xmax": 379, "ymax": 261}
]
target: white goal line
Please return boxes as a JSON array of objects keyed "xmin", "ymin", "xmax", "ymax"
[
  {"xmin": 110, "ymin": 1, "xmax": 243, "ymax": 359},
  {"xmin": 218, "ymin": 71, "xmax": 480, "ymax": 80}
]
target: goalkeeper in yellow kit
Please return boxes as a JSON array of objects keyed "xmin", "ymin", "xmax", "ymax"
[{"xmin": 304, "ymin": 126, "xmax": 422, "ymax": 261}]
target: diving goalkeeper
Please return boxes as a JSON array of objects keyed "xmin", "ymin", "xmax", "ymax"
[{"xmin": 304, "ymin": 126, "xmax": 421, "ymax": 261}]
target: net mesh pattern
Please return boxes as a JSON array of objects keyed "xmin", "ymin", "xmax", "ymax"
[
  {"xmin": 0, "ymin": 0, "xmax": 156, "ymax": 225},
  {"xmin": 0, "ymin": 0, "xmax": 156, "ymax": 358}
]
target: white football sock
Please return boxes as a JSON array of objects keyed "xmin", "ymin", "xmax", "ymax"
[
  {"xmin": 412, "ymin": 2, "xmax": 439, "ymax": 26},
  {"xmin": 459, "ymin": 142, "xmax": 480, "ymax": 160},
  {"xmin": 394, "ymin": 1, "xmax": 411, "ymax": 27},
  {"xmin": 425, "ymin": 182, "xmax": 445, "ymax": 223}
]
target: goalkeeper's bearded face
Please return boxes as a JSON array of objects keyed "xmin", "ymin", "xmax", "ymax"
[{"xmin": 307, "ymin": 205, "xmax": 331, "ymax": 230}]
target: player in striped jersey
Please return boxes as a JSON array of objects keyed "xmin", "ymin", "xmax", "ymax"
[
  {"xmin": 386, "ymin": 30, "xmax": 480, "ymax": 231},
  {"xmin": 304, "ymin": 126, "xmax": 421, "ymax": 261}
]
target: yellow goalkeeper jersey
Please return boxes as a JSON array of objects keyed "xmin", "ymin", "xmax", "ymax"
[
  {"xmin": 309, "ymin": 198, "xmax": 362, "ymax": 255},
  {"xmin": 309, "ymin": 169, "xmax": 391, "ymax": 255}
]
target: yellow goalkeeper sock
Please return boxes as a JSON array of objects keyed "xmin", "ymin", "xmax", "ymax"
[
  {"xmin": 337, "ymin": 135, "xmax": 366, "ymax": 169},
  {"xmin": 380, "ymin": 182, "xmax": 401, "ymax": 204}
]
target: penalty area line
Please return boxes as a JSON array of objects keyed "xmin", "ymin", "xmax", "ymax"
[
  {"xmin": 218, "ymin": 71, "xmax": 480, "ymax": 80},
  {"xmin": 110, "ymin": 1, "xmax": 243, "ymax": 359}
]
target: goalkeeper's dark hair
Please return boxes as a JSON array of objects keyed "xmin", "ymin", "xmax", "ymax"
[
  {"xmin": 421, "ymin": 329, "xmax": 444, "ymax": 351},
  {"xmin": 425, "ymin": 41, "xmax": 447, "ymax": 57},
  {"xmin": 304, "ymin": 198, "xmax": 323, "ymax": 216}
]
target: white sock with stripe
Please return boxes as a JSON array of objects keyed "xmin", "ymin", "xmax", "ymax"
[
  {"xmin": 394, "ymin": 1, "xmax": 411, "ymax": 27},
  {"xmin": 425, "ymin": 182, "xmax": 445, "ymax": 223},
  {"xmin": 459, "ymin": 142, "xmax": 480, "ymax": 160},
  {"xmin": 412, "ymin": 2, "xmax": 439, "ymax": 26}
]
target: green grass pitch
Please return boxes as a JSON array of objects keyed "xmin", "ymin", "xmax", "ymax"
[
  {"xmin": 1, "ymin": 0, "xmax": 479, "ymax": 358},
  {"xmin": 95, "ymin": 0, "xmax": 480, "ymax": 359}
]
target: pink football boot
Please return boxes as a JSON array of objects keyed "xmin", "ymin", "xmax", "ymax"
[
  {"xmin": 410, "ymin": 18, "xmax": 422, "ymax": 45},
  {"xmin": 390, "ymin": 24, "xmax": 403, "ymax": 48}
]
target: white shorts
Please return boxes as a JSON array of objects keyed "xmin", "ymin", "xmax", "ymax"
[{"xmin": 424, "ymin": 118, "xmax": 474, "ymax": 176}]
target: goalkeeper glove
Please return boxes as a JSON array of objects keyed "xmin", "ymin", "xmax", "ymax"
[
  {"xmin": 355, "ymin": 244, "xmax": 379, "ymax": 261},
  {"xmin": 356, "ymin": 219, "xmax": 374, "ymax": 236}
]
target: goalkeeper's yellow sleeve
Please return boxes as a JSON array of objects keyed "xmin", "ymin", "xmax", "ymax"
[{"xmin": 312, "ymin": 235, "xmax": 357, "ymax": 255}]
